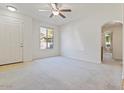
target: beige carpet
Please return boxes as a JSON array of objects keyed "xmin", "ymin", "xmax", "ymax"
[
  {"xmin": 103, "ymin": 53, "xmax": 122, "ymax": 65},
  {"xmin": 0, "ymin": 56, "xmax": 122, "ymax": 90}
]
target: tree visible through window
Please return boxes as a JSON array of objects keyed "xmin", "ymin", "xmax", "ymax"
[{"xmin": 40, "ymin": 27, "xmax": 54, "ymax": 49}]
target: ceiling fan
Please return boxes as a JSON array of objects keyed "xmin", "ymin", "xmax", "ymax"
[{"xmin": 39, "ymin": 3, "xmax": 71, "ymax": 18}]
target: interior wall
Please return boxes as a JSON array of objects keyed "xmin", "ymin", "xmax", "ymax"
[
  {"xmin": 112, "ymin": 27, "xmax": 122, "ymax": 60},
  {"xmin": 122, "ymin": 4, "xmax": 124, "ymax": 80},
  {"xmin": 60, "ymin": 5, "xmax": 122, "ymax": 63},
  {"xmin": 32, "ymin": 19, "xmax": 60, "ymax": 59}
]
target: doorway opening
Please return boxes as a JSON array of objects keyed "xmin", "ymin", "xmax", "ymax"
[{"xmin": 101, "ymin": 21, "xmax": 123, "ymax": 65}]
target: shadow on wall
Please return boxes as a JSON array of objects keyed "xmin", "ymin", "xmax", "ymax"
[{"xmin": 72, "ymin": 30, "xmax": 84, "ymax": 51}]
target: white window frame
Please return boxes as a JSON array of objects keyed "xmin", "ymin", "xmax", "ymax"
[{"xmin": 40, "ymin": 26, "xmax": 54, "ymax": 50}]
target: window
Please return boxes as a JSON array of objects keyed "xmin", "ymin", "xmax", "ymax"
[
  {"xmin": 104, "ymin": 33, "xmax": 111, "ymax": 48},
  {"xmin": 40, "ymin": 27, "xmax": 54, "ymax": 49}
]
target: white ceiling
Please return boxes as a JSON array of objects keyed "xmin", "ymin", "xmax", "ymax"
[{"xmin": 0, "ymin": 3, "xmax": 122, "ymax": 26}]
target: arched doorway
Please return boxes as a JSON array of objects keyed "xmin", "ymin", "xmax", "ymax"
[{"xmin": 101, "ymin": 21, "xmax": 123, "ymax": 65}]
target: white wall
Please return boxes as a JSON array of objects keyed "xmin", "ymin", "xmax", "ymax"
[
  {"xmin": 122, "ymin": 4, "xmax": 124, "ymax": 80},
  {"xmin": 112, "ymin": 27, "xmax": 122, "ymax": 60},
  {"xmin": 32, "ymin": 19, "xmax": 60, "ymax": 59},
  {"xmin": 60, "ymin": 5, "xmax": 122, "ymax": 63}
]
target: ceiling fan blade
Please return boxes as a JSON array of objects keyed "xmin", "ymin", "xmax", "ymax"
[
  {"xmin": 55, "ymin": 3, "xmax": 59, "ymax": 9},
  {"xmin": 49, "ymin": 13, "xmax": 54, "ymax": 18},
  {"xmin": 60, "ymin": 9, "xmax": 71, "ymax": 12},
  {"xmin": 59, "ymin": 13, "xmax": 66, "ymax": 18},
  {"xmin": 39, "ymin": 9, "xmax": 50, "ymax": 12},
  {"xmin": 51, "ymin": 3, "xmax": 58, "ymax": 10}
]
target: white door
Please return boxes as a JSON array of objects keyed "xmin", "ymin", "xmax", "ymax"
[{"xmin": 0, "ymin": 16, "xmax": 23, "ymax": 65}]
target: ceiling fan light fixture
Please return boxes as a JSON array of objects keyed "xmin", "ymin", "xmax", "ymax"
[
  {"xmin": 7, "ymin": 6, "xmax": 17, "ymax": 12},
  {"xmin": 52, "ymin": 10, "xmax": 59, "ymax": 15}
]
